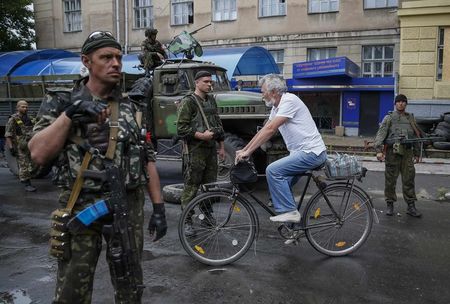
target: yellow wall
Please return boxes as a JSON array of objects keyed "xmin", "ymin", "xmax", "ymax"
[{"xmin": 398, "ymin": 0, "xmax": 450, "ymax": 100}]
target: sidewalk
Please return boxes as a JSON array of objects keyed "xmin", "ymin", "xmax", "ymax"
[{"xmin": 321, "ymin": 134, "xmax": 450, "ymax": 175}]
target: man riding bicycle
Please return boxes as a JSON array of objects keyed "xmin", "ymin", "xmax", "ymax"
[{"xmin": 235, "ymin": 74, "xmax": 327, "ymax": 223}]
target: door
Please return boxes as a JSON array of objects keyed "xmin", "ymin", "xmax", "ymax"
[{"xmin": 359, "ymin": 92, "xmax": 380, "ymax": 136}]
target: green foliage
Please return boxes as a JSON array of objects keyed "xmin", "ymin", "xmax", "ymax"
[{"xmin": 0, "ymin": 0, "xmax": 35, "ymax": 51}]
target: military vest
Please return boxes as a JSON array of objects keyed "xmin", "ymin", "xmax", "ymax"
[
  {"xmin": 46, "ymin": 83, "xmax": 149, "ymax": 195},
  {"xmin": 185, "ymin": 93, "xmax": 221, "ymax": 133},
  {"xmin": 386, "ymin": 111, "xmax": 417, "ymax": 139}
]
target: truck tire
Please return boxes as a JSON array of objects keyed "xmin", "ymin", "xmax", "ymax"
[
  {"xmin": 5, "ymin": 147, "xmax": 19, "ymax": 176},
  {"xmin": 5, "ymin": 148, "xmax": 52, "ymax": 178},
  {"xmin": 162, "ymin": 183, "xmax": 184, "ymax": 204},
  {"xmin": 433, "ymin": 142, "xmax": 450, "ymax": 150},
  {"xmin": 217, "ymin": 133, "xmax": 246, "ymax": 182}
]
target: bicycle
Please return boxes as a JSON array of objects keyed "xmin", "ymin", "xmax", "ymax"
[{"xmin": 178, "ymin": 164, "xmax": 378, "ymax": 266}]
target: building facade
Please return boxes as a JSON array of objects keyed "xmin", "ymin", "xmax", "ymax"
[
  {"xmin": 398, "ymin": 0, "xmax": 450, "ymax": 116},
  {"xmin": 33, "ymin": 0, "xmax": 403, "ymax": 135}
]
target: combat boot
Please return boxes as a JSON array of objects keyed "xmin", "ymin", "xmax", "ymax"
[
  {"xmin": 386, "ymin": 201, "xmax": 394, "ymax": 216},
  {"xmin": 22, "ymin": 180, "xmax": 36, "ymax": 192},
  {"xmin": 406, "ymin": 202, "xmax": 422, "ymax": 218}
]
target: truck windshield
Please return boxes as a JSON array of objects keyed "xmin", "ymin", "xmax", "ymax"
[{"xmin": 193, "ymin": 69, "xmax": 230, "ymax": 91}]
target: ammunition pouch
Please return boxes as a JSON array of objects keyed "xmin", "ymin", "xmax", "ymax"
[
  {"xmin": 49, "ymin": 208, "xmax": 72, "ymax": 261},
  {"xmin": 392, "ymin": 142, "xmax": 405, "ymax": 155}
]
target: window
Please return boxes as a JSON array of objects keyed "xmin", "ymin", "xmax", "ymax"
[
  {"xmin": 362, "ymin": 45, "xmax": 394, "ymax": 77},
  {"xmin": 269, "ymin": 49, "xmax": 284, "ymax": 74},
  {"xmin": 259, "ymin": 0, "xmax": 286, "ymax": 17},
  {"xmin": 212, "ymin": 0, "xmax": 237, "ymax": 21},
  {"xmin": 63, "ymin": 0, "xmax": 82, "ymax": 32},
  {"xmin": 307, "ymin": 48, "xmax": 337, "ymax": 61},
  {"xmin": 309, "ymin": 0, "xmax": 339, "ymax": 13},
  {"xmin": 134, "ymin": 0, "xmax": 153, "ymax": 29},
  {"xmin": 364, "ymin": 0, "xmax": 397, "ymax": 9},
  {"xmin": 437, "ymin": 28, "xmax": 444, "ymax": 81},
  {"xmin": 171, "ymin": 0, "xmax": 193, "ymax": 25}
]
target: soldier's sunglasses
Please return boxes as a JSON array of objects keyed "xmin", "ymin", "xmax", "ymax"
[{"xmin": 87, "ymin": 31, "xmax": 115, "ymax": 42}]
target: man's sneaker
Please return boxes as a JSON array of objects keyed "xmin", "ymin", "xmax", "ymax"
[
  {"xmin": 24, "ymin": 185, "xmax": 36, "ymax": 192},
  {"xmin": 270, "ymin": 210, "xmax": 301, "ymax": 223}
]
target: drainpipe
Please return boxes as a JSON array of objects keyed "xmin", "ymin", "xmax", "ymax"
[
  {"xmin": 115, "ymin": 0, "xmax": 120, "ymax": 42},
  {"xmin": 124, "ymin": 0, "xmax": 129, "ymax": 54}
]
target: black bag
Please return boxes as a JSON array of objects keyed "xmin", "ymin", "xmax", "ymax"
[{"xmin": 230, "ymin": 161, "xmax": 258, "ymax": 184}]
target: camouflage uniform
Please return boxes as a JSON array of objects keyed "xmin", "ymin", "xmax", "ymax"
[
  {"xmin": 5, "ymin": 113, "xmax": 34, "ymax": 182},
  {"xmin": 374, "ymin": 111, "xmax": 420, "ymax": 205},
  {"xmin": 177, "ymin": 93, "xmax": 224, "ymax": 208},
  {"xmin": 33, "ymin": 77, "xmax": 156, "ymax": 304},
  {"xmin": 140, "ymin": 38, "xmax": 166, "ymax": 71}
]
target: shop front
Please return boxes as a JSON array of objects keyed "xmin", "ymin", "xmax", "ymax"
[{"xmin": 287, "ymin": 57, "xmax": 395, "ymax": 136}]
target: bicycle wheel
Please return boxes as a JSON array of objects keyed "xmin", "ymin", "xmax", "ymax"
[
  {"xmin": 178, "ymin": 190, "xmax": 257, "ymax": 266},
  {"xmin": 304, "ymin": 185, "xmax": 373, "ymax": 256}
]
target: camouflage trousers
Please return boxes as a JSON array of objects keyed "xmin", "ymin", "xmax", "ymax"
[
  {"xmin": 181, "ymin": 146, "xmax": 218, "ymax": 209},
  {"xmin": 384, "ymin": 147, "xmax": 417, "ymax": 203},
  {"xmin": 17, "ymin": 147, "xmax": 33, "ymax": 182},
  {"xmin": 52, "ymin": 187, "xmax": 145, "ymax": 304}
]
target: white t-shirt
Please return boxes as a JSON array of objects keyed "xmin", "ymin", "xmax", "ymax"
[{"xmin": 269, "ymin": 92, "xmax": 326, "ymax": 155}]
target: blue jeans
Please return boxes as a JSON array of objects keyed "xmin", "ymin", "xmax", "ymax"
[{"xmin": 266, "ymin": 150, "xmax": 327, "ymax": 213}]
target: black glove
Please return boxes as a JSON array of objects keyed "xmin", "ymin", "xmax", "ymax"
[
  {"xmin": 148, "ymin": 203, "xmax": 167, "ymax": 242},
  {"xmin": 9, "ymin": 146, "xmax": 17, "ymax": 157},
  {"xmin": 64, "ymin": 99, "xmax": 107, "ymax": 121}
]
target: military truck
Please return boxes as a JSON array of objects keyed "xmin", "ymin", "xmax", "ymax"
[{"xmin": 141, "ymin": 58, "xmax": 287, "ymax": 179}]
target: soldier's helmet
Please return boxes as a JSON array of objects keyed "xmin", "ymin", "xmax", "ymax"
[{"xmin": 145, "ymin": 28, "xmax": 158, "ymax": 37}]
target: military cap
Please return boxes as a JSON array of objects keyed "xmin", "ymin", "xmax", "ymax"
[
  {"xmin": 81, "ymin": 31, "xmax": 122, "ymax": 55},
  {"xmin": 194, "ymin": 71, "xmax": 212, "ymax": 80},
  {"xmin": 394, "ymin": 94, "xmax": 408, "ymax": 104}
]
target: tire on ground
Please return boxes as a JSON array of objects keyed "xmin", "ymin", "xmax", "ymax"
[
  {"xmin": 433, "ymin": 141, "xmax": 450, "ymax": 150},
  {"xmin": 162, "ymin": 183, "xmax": 184, "ymax": 204}
]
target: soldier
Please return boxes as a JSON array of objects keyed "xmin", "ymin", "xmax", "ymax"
[
  {"xmin": 5, "ymin": 100, "xmax": 36, "ymax": 192},
  {"xmin": 176, "ymin": 71, "xmax": 225, "ymax": 235},
  {"xmin": 139, "ymin": 28, "xmax": 167, "ymax": 72},
  {"xmin": 374, "ymin": 94, "xmax": 422, "ymax": 218},
  {"xmin": 28, "ymin": 31, "xmax": 167, "ymax": 303}
]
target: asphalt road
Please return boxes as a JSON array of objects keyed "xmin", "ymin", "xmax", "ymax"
[{"xmin": 1, "ymin": 159, "xmax": 450, "ymax": 304}]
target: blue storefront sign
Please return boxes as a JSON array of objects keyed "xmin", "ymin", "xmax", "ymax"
[{"xmin": 293, "ymin": 57, "xmax": 360, "ymax": 78}]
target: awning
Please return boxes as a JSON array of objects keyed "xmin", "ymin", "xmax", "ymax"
[
  {"xmin": 0, "ymin": 49, "xmax": 79, "ymax": 77},
  {"xmin": 2, "ymin": 46, "xmax": 279, "ymax": 79},
  {"xmin": 173, "ymin": 46, "xmax": 280, "ymax": 79}
]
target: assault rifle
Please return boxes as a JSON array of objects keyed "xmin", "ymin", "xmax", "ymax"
[
  {"xmin": 67, "ymin": 163, "xmax": 144, "ymax": 302},
  {"xmin": 384, "ymin": 135, "xmax": 444, "ymax": 145}
]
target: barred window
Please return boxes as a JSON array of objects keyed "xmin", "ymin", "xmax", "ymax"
[
  {"xmin": 212, "ymin": 0, "xmax": 237, "ymax": 21},
  {"xmin": 63, "ymin": 0, "xmax": 82, "ymax": 32},
  {"xmin": 437, "ymin": 28, "xmax": 444, "ymax": 81},
  {"xmin": 134, "ymin": 0, "xmax": 153, "ymax": 29},
  {"xmin": 259, "ymin": 0, "xmax": 286, "ymax": 17},
  {"xmin": 362, "ymin": 45, "xmax": 394, "ymax": 77},
  {"xmin": 269, "ymin": 49, "xmax": 284, "ymax": 74},
  {"xmin": 171, "ymin": 0, "xmax": 193, "ymax": 25},
  {"xmin": 307, "ymin": 48, "xmax": 337, "ymax": 61},
  {"xmin": 364, "ymin": 0, "xmax": 397, "ymax": 9},
  {"xmin": 309, "ymin": 0, "xmax": 339, "ymax": 13}
]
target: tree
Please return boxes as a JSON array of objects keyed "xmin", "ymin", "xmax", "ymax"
[{"xmin": 0, "ymin": 0, "xmax": 35, "ymax": 51}]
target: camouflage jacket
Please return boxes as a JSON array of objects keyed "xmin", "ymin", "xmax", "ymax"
[
  {"xmin": 141, "ymin": 38, "xmax": 167, "ymax": 58},
  {"xmin": 374, "ymin": 111, "xmax": 420, "ymax": 156},
  {"xmin": 33, "ymin": 78, "xmax": 156, "ymax": 202},
  {"xmin": 5, "ymin": 113, "xmax": 34, "ymax": 141},
  {"xmin": 177, "ymin": 93, "xmax": 224, "ymax": 148}
]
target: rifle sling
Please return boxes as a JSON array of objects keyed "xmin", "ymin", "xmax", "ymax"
[
  {"xmin": 65, "ymin": 150, "xmax": 92, "ymax": 212},
  {"xmin": 192, "ymin": 94, "xmax": 211, "ymax": 130}
]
